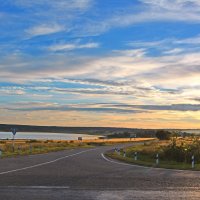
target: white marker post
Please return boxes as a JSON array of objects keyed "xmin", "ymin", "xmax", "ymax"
[
  {"xmin": 192, "ymin": 155, "xmax": 195, "ymax": 169},
  {"xmin": 156, "ymin": 153, "xmax": 159, "ymax": 165},
  {"xmin": 123, "ymin": 151, "xmax": 126, "ymax": 157},
  {"xmin": 134, "ymin": 152, "xmax": 137, "ymax": 161},
  {"xmin": 30, "ymin": 144, "xmax": 32, "ymax": 153},
  {"xmin": 118, "ymin": 149, "xmax": 120, "ymax": 155},
  {"xmin": 11, "ymin": 128, "xmax": 17, "ymax": 152},
  {"xmin": 0, "ymin": 149, "xmax": 2, "ymax": 158}
]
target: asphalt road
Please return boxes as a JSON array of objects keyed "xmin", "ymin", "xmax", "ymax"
[{"xmin": 0, "ymin": 144, "xmax": 200, "ymax": 200}]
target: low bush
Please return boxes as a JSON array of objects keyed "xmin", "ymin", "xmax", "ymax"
[
  {"xmin": 161, "ymin": 138, "xmax": 200, "ymax": 163},
  {"xmin": 26, "ymin": 139, "xmax": 38, "ymax": 143},
  {"xmin": 86, "ymin": 142, "xmax": 104, "ymax": 146}
]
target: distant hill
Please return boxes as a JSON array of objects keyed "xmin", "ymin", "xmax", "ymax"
[{"xmin": 0, "ymin": 124, "xmax": 134, "ymax": 134}]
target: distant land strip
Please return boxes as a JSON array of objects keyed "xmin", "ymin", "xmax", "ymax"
[{"xmin": 0, "ymin": 124, "xmax": 198, "ymax": 137}]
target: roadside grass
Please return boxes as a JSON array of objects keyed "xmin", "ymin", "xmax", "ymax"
[
  {"xmin": 0, "ymin": 140, "xmax": 93, "ymax": 158},
  {"xmin": 0, "ymin": 137, "xmax": 155, "ymax": 158},
  {"xmin": 106, "ymin": 138, "xmax": 200, "ymax": 171}
]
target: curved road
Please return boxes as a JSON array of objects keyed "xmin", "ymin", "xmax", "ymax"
[{"xmin": 0, "ymin": 144, "xmax": 200, "ymax": 199}]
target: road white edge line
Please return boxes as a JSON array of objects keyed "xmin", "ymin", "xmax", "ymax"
[
  {"xmin": 101, "ymin": 153, "xmax": 200, "ymax": 173},
  {"xmin": 101, "ymin": 153, "xmax": 140, "ymax": 167},
  {"xmin": 0, "ymin": 148, "xmax": 96, "ymax": 175}
]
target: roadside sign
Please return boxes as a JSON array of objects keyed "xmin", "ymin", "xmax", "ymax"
[
  {"xmin": 78, "ymin": 137, "xmax": 82, "ymax": 141},
  {"xmin": 11, "ymin": 128, "xmax": 17, "ymax": 136},
  {"xmin": 11, "ymin": 128, "xmax": 17, "ymax": 152}
]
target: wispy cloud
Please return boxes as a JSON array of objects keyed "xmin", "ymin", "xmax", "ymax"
[
  {"xmin": 191, "ymin": 98, "xmax": 200, "ymax": 102},
  {"xmin": 163, "ymin": 48, "xmax": 184, "ymax": 55},
  {"xmin": 1, "ymin": 0, "xmax": 93, "ymax": 40},
  {"xmin": 140, "ymin": 0, "xmax": 200, "ymax": 10},
  {"xmin": 76, "ymin": 0, "xmax": 200, "ymax": 36},
  {"xmin": 13, "ymin": 0, "xmax": 93, "ymax": 10},
  {"xmin": 0, "ymin": 87, "xmax": 25, "ymax": 96},
  {"xmin": 127, "ymin": 36, "xmax": 200, "ymax": 56},
  {"xmin": 5, "ymin": 102, "xmax": 143, "ymax": 114},
  {"xmin": 1, "ymin": 48, "xmax": 200, "ymax": 94},
  {"xmin": 4, "ymin": 102, "xmax": 200, "ymax": 113},
  {"xmin": 176, "ymin": 35, "xmax": 200, "ymax": 45},
  {"xmin": 48, "ymin": 42, "xmax": 99, "ymax": 51},
  {"xmin": 26, "ymin": 24, "xmax": 65, "ymax": 37},
  {"xmin": 114, "ymin": 103, "xmax": 200, "ymax": 112}
]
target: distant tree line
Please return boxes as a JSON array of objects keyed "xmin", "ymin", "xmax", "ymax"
[
  {"xmin": 107, "ymin": 130, "xmax": 157, "ymax": 138},
  {"xmin": 155, "ymin": 130, "xmax": 172, "ymax": 140}
]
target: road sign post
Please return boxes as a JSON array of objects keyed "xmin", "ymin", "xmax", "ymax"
[{"xmin": 11, "ymin": 128, "xmax": 17, "ymax": 152}]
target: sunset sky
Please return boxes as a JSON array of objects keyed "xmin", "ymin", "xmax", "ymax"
[{"xmin": 0, "ymin": 0, "xmax": 200, "ymax": 128}]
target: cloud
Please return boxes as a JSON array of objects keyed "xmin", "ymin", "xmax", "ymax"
[
  {"xmin": 48, "ymin": 42, "xmax": 99, "ymax": 51},
  {"xmin": 192, "ymin": 98, "xmax": 200, "ymax": 102},
  {"xmin": 127, "ymin": 36, "xmax": 200, "ymax": 54},
  {"xmin": 127, "ymin": 40, "xmax": 166, "ymax": 48},
  {"xmin": 114, "ymin": 103, "xmax": 200, "ymax": 112},
  {"xmin": 5, "ymin": 102, "xmax": 143, "ymax": 114},
  {"xmin": 1, "ymin": 0, "xmax": 200, "ymax": 128},
  {"xmin": 64, "ymin": 78, "xmax": 131, "ymax": 87},
  {"xmin": 51, "ymin": 88, "xmax": 133, "ymax": 96},
  {"xmin": 76, "ymin": 0, "xmax": 200, "ymax": 36},
  {"xmin": 0, "ymin": 87, "xmax": 25, "ymax": 95},
  {"xmin": 138, "ymin": 62, "xmax": 200, "ymax": 84},
  {"xmin": 13, "ymin": 0, "xmax": 92, "ymax": 10},
  {"xmin": 1, "ymin": 0, "xmax": 93, "ymax": 40},
  {"xmin": 176, "ymin": 35, "xmax": 200, "ymax": 45},
  {"xmin": 26, "ymin": 24, "xmax": 65, "ymax": 37},
  {"xmin": 2, "ymin": 0, "xmax": 200, "ymax": 41},
  {"xmin": 4, "ymin": 102, "xmax": 200, "ymax": 113},
  {"xmin": 0, "ymin": 48, "xmax": 200, "ymax": 100},
  {"xmin": 141, "ymin": 0, "xmax": 200, "ymax": 9},
  {"xmin": 163, "ymin": 48, "xmax": 184, "ymax": 55}
]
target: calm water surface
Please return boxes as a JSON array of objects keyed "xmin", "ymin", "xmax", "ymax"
[{"xmin": 0, "ymin": 132, "xmax": 99, "ymax": 140}]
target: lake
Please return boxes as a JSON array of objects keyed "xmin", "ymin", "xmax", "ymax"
[{"xmin": 0, "ymin": 132, "xmax": 99, "ymax": 140}]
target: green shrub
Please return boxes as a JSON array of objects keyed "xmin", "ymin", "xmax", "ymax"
[
  {"xmin": 26, "ymin": 139, "xmax": 38, "ymax": 143},
  {"xmin": 86, "ymin": 142, "xmax": 104, "ymax": 146},
  {"xmin": 161, "ymin": 138, "xmax": 200, "ymax": 163}
]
